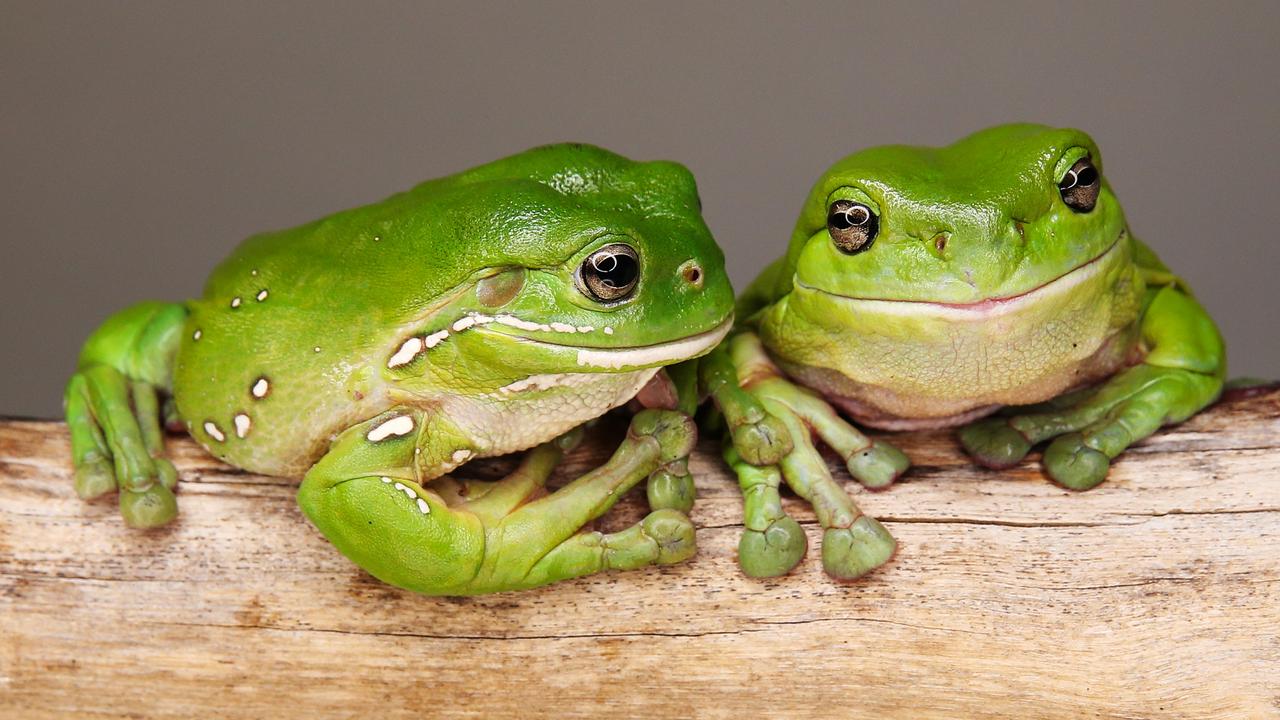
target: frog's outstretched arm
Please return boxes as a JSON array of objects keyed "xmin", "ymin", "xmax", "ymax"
[
  {"xmin": 699, "ymin": 332, "xmax": 905, "ymax": 579},
  {"xmin": 65, "ymin": 302, "xmax": 187, "ymax": 527},
  {"xmin": 296, "ymin": 408, "xmax": 697, "ymax": 595},
  {"xmin": 960, "ymin": 239, "xmax": 1225, "ymax": 490}
]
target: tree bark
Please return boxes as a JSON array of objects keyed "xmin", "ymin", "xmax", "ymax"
[{"xmin": 2, "ymin": 386, "xmax": 1277, "ymax": 719}]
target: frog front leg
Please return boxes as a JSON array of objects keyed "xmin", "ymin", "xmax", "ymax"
[
  {"xmin": 65, "ymin": 302, "xmax": 187, "ymax": 527},
  {"xmin": 702, "ymin": 332, "xmax": 907, "ymax": 579},
  {"xmin": 296, "ymin": 407, "xmax": 698, "ymax": 595},
  {"xmin": 960, "ymin": 280, "xmax": 1225, "ymax": 490}
]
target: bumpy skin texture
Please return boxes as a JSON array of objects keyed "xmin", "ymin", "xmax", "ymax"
[
  {"xmin": 709, "ymin": 124, "xmax": 1225, "ymax": 580},
  {"xmin": 65, "ymin": 143, "xmax": 735, "ymax": 594}
]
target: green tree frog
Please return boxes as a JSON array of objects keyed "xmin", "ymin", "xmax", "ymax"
[
  {"xmin": 65, "ymin": 143, "xmax": 735, "ymax": 595},
  {"xmin": 701, "ymin": 124, "xmax": 1225, "ymax": 580}
]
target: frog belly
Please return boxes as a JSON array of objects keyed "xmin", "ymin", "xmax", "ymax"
[{"xmin": 761, "ymin": 239, "xmax": 1145, "ymax": 429}]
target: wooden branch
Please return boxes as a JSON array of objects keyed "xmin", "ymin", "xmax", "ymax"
[{"xmin": 2, "ymin": 387, "xmax": 1278, "ymax": 719}]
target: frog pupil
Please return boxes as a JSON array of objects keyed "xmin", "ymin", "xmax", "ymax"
[
  {"xmin": 579, "ymin": 244, "xmax": 639, "ymax": 302},
  {"xmin": 827, "ymin": 200, "xmax": 878, "ymax": 255},
  {"xmin": 1058, "ymin": 158, "xmax": 1101, "ymax": 212}
]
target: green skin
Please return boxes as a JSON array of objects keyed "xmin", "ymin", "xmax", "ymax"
[
  {"xmin": 702, "ymin": 124, "xmax": 1225, "ymax": 580},
  {"xmin": 66, "ymin": 143, "xmax": 735, "ymax": 595}
]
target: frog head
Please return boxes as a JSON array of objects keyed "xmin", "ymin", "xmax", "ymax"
[
  {"xmin": 784, "ymin": 123, "xmax": 1126, "ymax": 305},
  {"xmin": 381, "ymin": 144, "xmax": 735, "ymax": 384}
]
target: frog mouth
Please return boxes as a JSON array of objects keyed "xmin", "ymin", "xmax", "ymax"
[
  {"xmin": 486, "ymin": 313, "xmax": 734, "ymax": 370},
  {"xmin": 800, "ymin": 233, "xmax": 1125, "ymax": 317}
]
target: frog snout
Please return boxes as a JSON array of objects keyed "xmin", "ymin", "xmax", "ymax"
[{"xmin": 678, "ymin": 259, "xmax": 704, "ymax": 290}]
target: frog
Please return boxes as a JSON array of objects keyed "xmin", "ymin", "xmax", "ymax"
[
  {"xmin": 698, "ymin": 124, "xmax": 1225, "ymax": 580},
  {"xmin": 64, "ymin": 142, "xmax": 735, "ymax": 595}
]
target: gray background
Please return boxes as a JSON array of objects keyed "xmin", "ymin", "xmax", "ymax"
[{"xmin": 3, "ymin": 1, "xmax": 1277, "ymax": 418}]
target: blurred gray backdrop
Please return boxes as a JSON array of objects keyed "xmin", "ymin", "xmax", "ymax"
[{"xmin": 3, "ymin": 1, "xmax": 1277, "ymax": 417}]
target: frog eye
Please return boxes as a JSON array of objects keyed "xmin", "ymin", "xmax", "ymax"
[
  {"xmin": 827, "ymin": 200, "xmax": 878, "ymax": 255},
  {"xmin": 578, "ymin": 243, "xmax": 640, "ymax": 303},
  {"xmin": 1058, "ymin": 157, "xmax": 1101, "ymax": 212}
]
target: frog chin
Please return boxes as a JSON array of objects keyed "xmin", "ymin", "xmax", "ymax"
[{"xmin": 484, "ymin": 313, "xmax": 734, "ymax": 372}]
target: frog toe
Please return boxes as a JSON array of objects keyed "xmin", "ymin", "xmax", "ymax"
[
  {"xmin": 74, "ymin": 453, "xmax": 117, "ymax": 500},
  {"xmin": 729, "ymin": 413, "xmax": 793, "ymax": 466},
  {"xmin": 1043, "ymin": 433, "xmax": 1110, "ymax": 490},
  {"xmin": 737, "ymin": 516, "xmax": 807, "ymax": 578},
  {"xmin": 959, "ymin": 418, "xmax": 1033, "ymax": 469},
  {"xmin": 628, "ymin": 409, "xmax": 697, "ymax": 463},
  {"xmin": 645, "ymin": 508, "xmax": 697, "ymax": 565},
  {"xmin": 119, "ymin": 483, "xmax": 178, "ymax": 529},
  {"xmin": 846, "ymin": 440, "xmax": 910, "ymax": 489},
  {"xmin": 820, "ymin": 516, "xmax": 896, "ymax": 580}
]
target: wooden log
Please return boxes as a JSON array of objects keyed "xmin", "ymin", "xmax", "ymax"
[{"xmin": 2, "ymin": 386, "xmax": 1278, "ymax": 719}]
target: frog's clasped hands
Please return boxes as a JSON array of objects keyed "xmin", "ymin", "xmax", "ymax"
[{"xmin": 66, "ymin": 125, "xmax": 1225, "ymax": 594}]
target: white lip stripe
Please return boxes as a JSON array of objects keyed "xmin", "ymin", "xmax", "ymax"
[
  {"xmin": 575, "ymin": 317, "xmax": 733, "ymax": 369},
  {"xmin": 387, "ymin": 337, "xmax": 425, "ymax": 368}
]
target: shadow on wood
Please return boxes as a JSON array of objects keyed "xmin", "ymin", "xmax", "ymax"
[{"xmin": 2, "ymin": 387, "xmax": 1278, "ymax": 719}]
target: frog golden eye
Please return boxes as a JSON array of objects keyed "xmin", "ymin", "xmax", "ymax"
[
  {"xmin": 1058, "ymin": 157, "xmax": 1101, "ymax": 212},
  {"xmin": 827, "ymin": 199, "xmax": 878, "ymax": 254},
  {"xmin": 578, "ymin": 243, "xmax": 640, "ymax": 303}
]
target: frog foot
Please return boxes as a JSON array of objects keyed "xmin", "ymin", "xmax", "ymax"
[
  {"xmin": 298, "ymin": 408, "xmax": 700, "ymax": 595},
  {"xmin": 960, "ymin": 363, "xmax": 1222, "ymax": 490},
  {"xmin": 65, "ymin": 302, "xmax": 187, "ymax": 528},
  {"xmin": 705, "ymin": 333, "xmax": 904, "ymax": 580}
]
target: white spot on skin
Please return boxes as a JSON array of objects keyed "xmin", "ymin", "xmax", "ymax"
[
  {"xmin": 230, "ymin": 297, "xmax": 241, "ymax": 308},
  {"xmin": 393, "ymin": 482, "xmax": 416, "ymax": 500},
  {"xmin": 251, "ymin": 377, "xmax": 270, "ymax": 398},
  {"xmin": 313, "ymin": 346, "xmax": 321, "ymax": 353},
  {"xmin": 417, "ymin": 498, "xmax": 430, "ymax": 514},
  {"xmin": 256, "ymin": 289, "xmax": 268, "ymax": 302},
  {"xmin": 203, "ymin": 421, "xmax": 226, "ymax": 442},
  {"xmin": 603, "ymin": 327, "xmax": 614, "ymax": 335},
  {"xmin": 452, "ymin": 316, "xmax": 477, "ymax": 332},
  {"xmin": 367, "ymin": 415, "xmax": 415, "ymax": 442},
  {"xmin": 193, "ymin": 330, "xmax": 202, "ymax": 341},
  {"xmin": 451, "ymin": 449, "xmax": 473, "ymax": 464},
  {"xmin": 380, "ymin": 477, "xmax": 392, "ymax": 483},
  {"xmin": 233, "ymin": 413, "xmax": 252, "ymax": 438},
  {"xmin": 387, "ymin": 337, "xmax": 424, "ymax": 368},
  {"xmin": 251, "ymin": 269, "xmax": 258, "ymax": 276}
]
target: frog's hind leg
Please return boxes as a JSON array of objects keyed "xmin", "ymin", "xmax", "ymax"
[
  {"xmin": 65, "ymin": 302, "xmax": 186, "ymax": 527},
  {"xmin": 297, "ymin": 408, "xmax": 698, "ymax": 595},
  {"xmin": 960, "ymin": 282, "xmax": 1225, "ymax": 490}
]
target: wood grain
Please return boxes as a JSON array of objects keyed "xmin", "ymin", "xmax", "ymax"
[{"xmin": 2, "ymin": 387, "xmax": 1278, "ymax": 719}]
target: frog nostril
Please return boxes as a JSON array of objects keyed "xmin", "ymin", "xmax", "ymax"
[{"xmin": 679, "ymin": 260, "xmax": 704, "ymax": 289}]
